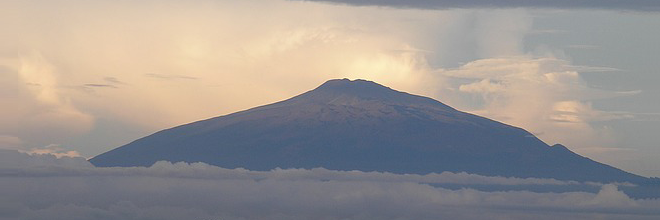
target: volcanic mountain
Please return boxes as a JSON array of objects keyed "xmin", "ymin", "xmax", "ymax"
[{"xmin": 91, "ymin": 79, "xmax": 648, "ymax": 183}]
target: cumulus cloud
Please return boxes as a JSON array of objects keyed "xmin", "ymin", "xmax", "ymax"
[
  {"xmin": 0, "ymin": 0, "xmax": 470, "ymax": 158},
  {"xmin": 0, "ymin": 1, "xmax": 543, "ymax": 146},
  {"xmin": 301, "ymin": 0, "xmax": 660, "ymax": 11},
  {"xmin": 0, "ymin": 52, "xmax": 94, "ymax": 151},
  {"xmin": 444, "ymin": 56, "xmax": 638, "ymax": 152},
  {"xmin": 459, "ymin": 79, "xmax": 505, "ymax": 94},
  {"xmin": 0, "ymin": 150, "xmax": 658, "ymax": 220},
  {"xmin": 0, "ymin": 0, "xmax": 455, "ymax": 138}
]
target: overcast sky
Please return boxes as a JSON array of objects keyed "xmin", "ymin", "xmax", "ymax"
[{"xmin": 1, "ymin": 0, "xmax": 660, "ymax": 179}]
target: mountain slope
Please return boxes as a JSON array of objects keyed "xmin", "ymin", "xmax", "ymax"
[{"xmin": 90, "ymin": 79, "xmax": 648, "ymax": 183}]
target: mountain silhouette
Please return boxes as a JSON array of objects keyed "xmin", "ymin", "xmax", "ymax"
[{"xmin": 90, "ymin": 79, "xmax": 648, "ymax": 183}]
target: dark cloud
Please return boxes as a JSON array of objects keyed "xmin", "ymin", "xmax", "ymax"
[
  {"xmin": 83, "ymin": 84, "xmax": 117, "ymax": 88},
  {"xmin": 1, "ymin": 149, "xmax": 659, "ymax": 220},
  {"xmin": 0, "ymin": 149, "xmax": 90, "ymax": 168},
  {"xmin": 300, "ymin": 0, "xmax": 660, "ymax": 11},
  {"xmin": 67, "ymin": 84, "xmax": 117, "ymax": 94},
  {"xmin": 74, "ymin": 77, "xmax": 123, "ymax": 93}
]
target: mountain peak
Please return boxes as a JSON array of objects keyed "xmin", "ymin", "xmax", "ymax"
[
  {"xmin": 292, "ymin": 78, "xmax": 452, "ymax": 110},
  {"xmin": 318, "ymin": 78, "xmax": 352, "ymax": 86},
  {"xmin": 318, "ymin": 78, "xmax": 381, "ymax": 87},
  {"xmin": 315, "ymin": 78, "xmax": 394, "ymax": 94}
]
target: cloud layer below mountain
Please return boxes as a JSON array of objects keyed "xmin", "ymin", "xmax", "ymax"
[{"xmin": 1, "ymin": 149, "xmax": 659, "ymax": 220}]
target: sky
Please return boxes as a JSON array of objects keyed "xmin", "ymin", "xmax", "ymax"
[{"xmin": 1, "ymin": 0, "xmax": 660, "ymax": 180}]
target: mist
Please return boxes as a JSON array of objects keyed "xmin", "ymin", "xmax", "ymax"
[{"xmin": 1, "ymin": 149, "xmax": 659, "ymax": 220}]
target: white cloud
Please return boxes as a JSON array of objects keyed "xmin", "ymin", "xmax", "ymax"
[
  {"xmin": 0, "ymin": 150, "xmax": 658, "ymax": 220},
  {"xmin": 0, "ymin": 2, "xmax": 540, "ymax": 148},
  {"xmin": 550, "ymin": 101, "xmax": 633, "ymax": 123},
  {"xmin": 0, "ymin": 0, "xmax": 455, "ymax": 139},
  {"xmin": 444, "ymin": 56, "xmax": 637, "ymax": 151},
  {"xmin": 0, "ymin": 52, "xmax": 94, "ymax": 151},
  {"xmin": 459, "ymin": 79, "xmax": 505, "ymax": 94},
  {"xmin": 25, "ymin": 144, "xmax": 82, "ymax": 158},
  {"xmin": 583, "ymin": 184, "xmax": 638, "ymax": 207}
]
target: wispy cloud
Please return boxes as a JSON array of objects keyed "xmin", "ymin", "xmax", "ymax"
[
  {"xmin": 103, "ymin": 77, "xmax": 124, "ymax": 84},
  {"xmin": 83, "ymin": 83, "xmax": 117, "ymax": 88},
  {"xmin": 144, "ymin": 73, "xmax": 198, "ymax": 80}
]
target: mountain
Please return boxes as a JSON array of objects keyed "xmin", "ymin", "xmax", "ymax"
[{"xmin": 90, "ymin": 79, "xmax": 648, "ymax": 183}]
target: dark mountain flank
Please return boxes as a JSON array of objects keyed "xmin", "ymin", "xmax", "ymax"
[{"xmin": 90, "ymin": 79, "xmax": 649, "ymax": 183}]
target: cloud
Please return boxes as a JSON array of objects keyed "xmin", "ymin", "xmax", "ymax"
[
  {"xmin": 0, "ymin": 0, "xmax": 457, "ymax": 141},
  {"xmin": 300, "ymin": 0, "xmax": 660, "ymax": 11},
  {"xmin": 143, "ymin": 73, "xmax": 198, "ymax": 80},
  {"xmin": 459, "ymin": 79, "xmax": 505, "ymax": 94},
  {"xmin": 103, "ymin": 77, "xmax": 124, "ymax": 85},
  {"xmin": 0, "ymin": 150, "xmax": 658, "ymax": 220},
  {"xmin": 550, "ymin": 101, "xmax": 633, "ymax": 123},
  {"xmin": 72, "ymin": 84, "xmax": 118, "ymax": 94},
  {"xmin": 24, "ymin": 144, "xmax": 83, "ymax": 158},
  {"xmin": 583, "ymin": 184, "xmax": 638, "ymax": 207},
  {"xmin": 444, "ymin": 56, "xmax": 638, "ymax": 150},
  {"xmin": 82, "ymin": 84, "xmax": 117, "ymax": 88},
  {"xmin": 0, "ymin": 52, "xmax": 94, "ymax": 150},
  {"xmin": 0, "ymin": 149, "xmax": 90, "ymax": 168}
]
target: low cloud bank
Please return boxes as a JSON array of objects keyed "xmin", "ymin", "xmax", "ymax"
[{"xmin": 1, "ymin": 149, "xmax": 659, "ymax": 220}]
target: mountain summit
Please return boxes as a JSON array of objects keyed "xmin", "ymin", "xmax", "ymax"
[
  {"xmin": 90, "ymin": 79, "xmax": 647, "ymax": 183},
  {"xmin": 294, "ymin": 78, "xmax": 453, "ymax": 108}
]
